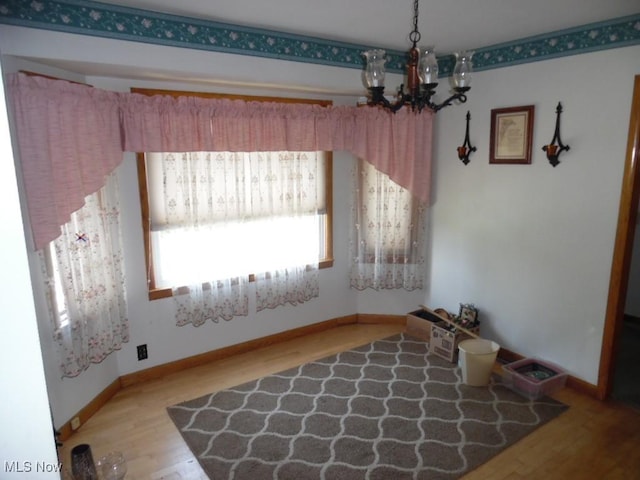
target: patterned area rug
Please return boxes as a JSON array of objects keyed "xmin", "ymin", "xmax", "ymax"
[{"xmin": 167, "ymin": 333, "xmax": 568, "ymax": 479}]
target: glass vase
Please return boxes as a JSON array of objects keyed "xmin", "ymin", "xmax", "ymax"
[
  {"xmin": 70, "ymin": 444, "xmax": 98, "ymax": 480},
  {"xmin": 97, "ymin": 451, "xmax": 128, "ymax": 480}
]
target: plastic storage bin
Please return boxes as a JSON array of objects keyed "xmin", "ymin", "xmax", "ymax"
[
  {"xmin": 502, "ymin": 358, "xmax": 568, "ymax": 400},
  {"xmin": 458, "ymin": 339, "xmax": 500, "ymax": 386}
]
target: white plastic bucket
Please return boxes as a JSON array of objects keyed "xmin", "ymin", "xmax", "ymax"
[{"xmin": 458, "ymin": 339, "xmax": 500, "ymax": 386}]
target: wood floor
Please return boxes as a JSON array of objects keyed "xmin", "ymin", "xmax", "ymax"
[{"xmin": 58, "ymin": 323, "xmax": 640, "ymax": 479}]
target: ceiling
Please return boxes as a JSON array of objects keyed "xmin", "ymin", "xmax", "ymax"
[{"xmin": 98, "ymin": 0, "xmax": 640, "ymax": 54}]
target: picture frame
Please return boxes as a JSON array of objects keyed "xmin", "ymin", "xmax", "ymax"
[
  {"xmin": 489, "ymin": 105, "xmax": 535, "ymax": 164},
  {"xmin": 458, "ymin": 303, "xmax": 478, "ymax": 326}
]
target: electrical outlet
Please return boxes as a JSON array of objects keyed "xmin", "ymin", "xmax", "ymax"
[
  {"xmin": 137, "ymin": 344, "xmax": 148, "ymax": 361},
  {"xmin": 71, "ymin": 416, "xmax": 81, "ymax": 430}
]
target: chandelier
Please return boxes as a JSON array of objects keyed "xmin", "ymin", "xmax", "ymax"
[{"xmin": 362, "ymin": 0, "xmax": 473, "ymax": 113}]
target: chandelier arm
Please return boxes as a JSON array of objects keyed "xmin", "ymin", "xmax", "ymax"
[
  {"xmin": 368, "ymin": 87, "xmax": 406, "ymax": 113},
  {"xmin": 387, "ymin": 96, "xmax": 407, "ymax": 113},
  {"xmin": 431, "ymin": 89, "xmax": 469, "ymax": 112}
]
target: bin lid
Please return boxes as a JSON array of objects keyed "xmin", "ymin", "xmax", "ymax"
[{"xmin": 458, "ymin": 339, "xmax": 499, "ymax": 355}]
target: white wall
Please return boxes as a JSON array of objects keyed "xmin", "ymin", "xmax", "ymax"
[
  {"xmin": 0, "ymin": 21, "xmax": 637, "ymax": 432},
  {"xmin": 0, "ymin": 56, "xmax": 59, "ymax": 476},
  {"xmin": 429, "ymin": 46, "xmax": 640, "ymax": 384}
]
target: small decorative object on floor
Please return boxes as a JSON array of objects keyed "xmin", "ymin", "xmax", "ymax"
[
  {"xmin": 97, "ymin": 451, "xmax": 127, "ymax": 480},
  {"xmin": 70, "ymin": 444, "xmax": 98, "ymax": 480}
]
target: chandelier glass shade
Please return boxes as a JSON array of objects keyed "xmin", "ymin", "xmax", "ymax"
[{"xmin": 362, "ymin": 0, "xmax": 473, "ymax": 113}]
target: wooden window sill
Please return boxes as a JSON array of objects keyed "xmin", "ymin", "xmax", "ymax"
[{"xmin": 147, "ymin": 258, "xmax": 334, "ymax": 301}]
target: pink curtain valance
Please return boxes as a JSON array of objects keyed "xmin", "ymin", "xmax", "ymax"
[{"xmin": 7, "ymin": 73, "xmax": 433, "ymax": 250}]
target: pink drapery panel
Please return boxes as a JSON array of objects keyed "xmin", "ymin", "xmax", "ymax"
[
  {"xmin": 8, "ymin": 73, "xmax": 433, "ymax": 251},
  {"xmin": 348, "ymin": 107, "xmax": 433, "ymax": 207},
  {"xmin": 120, "ymin": 94, "xmax": 433, "ymax": 203},
  {"xmin": 8, "ymin": 74, "xmax": 123, "ymax": 250}
]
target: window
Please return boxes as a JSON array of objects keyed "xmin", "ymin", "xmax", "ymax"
[
  {"xmin": 40, "ymin": 172, "xmax": 129, "ymax": 377},
  {"xmin": 43, "ymin": 244, "xmax": 70, "ymax": 329},
  {"xmin": 350, "ymin": 158, "xmax": 426, "ymax": 291},
  {"xmin": 134, "ymin": 90, "xmax": 333, "ymax": 300}
]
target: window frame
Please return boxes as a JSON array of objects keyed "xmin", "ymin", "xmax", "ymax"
[{"xmin": 132, "ymin": 88, "xmax": 334, "ymax": 300}]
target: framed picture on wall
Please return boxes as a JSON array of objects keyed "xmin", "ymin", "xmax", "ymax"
[{"xmin": 489, "ymin": 105, "xmax": 535, "ymax": 164}]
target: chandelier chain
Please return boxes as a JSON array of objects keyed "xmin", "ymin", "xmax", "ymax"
[{"xmin": 409, "ymin": 0, "xmax": 421, "ymax": 46}]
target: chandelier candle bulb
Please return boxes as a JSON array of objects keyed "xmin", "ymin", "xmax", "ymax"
[
  {"xmin": 418, "ymin": 47, "xmax": 439, "ymax": 85},
  {"xmin": 363, "ymin": 49, "xmax": 386, "ymax": 88},
  {"xmin": 453, "ymin": 51, "xmax": 474, "ymax": 88}
]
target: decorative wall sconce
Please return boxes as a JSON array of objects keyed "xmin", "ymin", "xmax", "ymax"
[
  {"xmin": 457, "ymin": 111, "xmax": 476, "ymax": 165},
  {"xmin": 542, "ymin": 102, "xmax": 570, "ymax": 167}
]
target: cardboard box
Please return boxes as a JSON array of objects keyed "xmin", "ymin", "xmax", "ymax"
[
  {"xmin": 406, "ymin": 307, "xmax": 447, "ymax": 341},
  {"xmin": 429, "ymin": 323, "xmax": 480, "ymax": 362}
]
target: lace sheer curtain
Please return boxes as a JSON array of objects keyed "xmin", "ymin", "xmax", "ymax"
[
  {"xmin": 149, "ymin": 151, "xmax": 321, "ymax": 326},
  {"xmin": 253, "ymin": 151, "xmax": 322, "ymax": 311},
  {"xmin": 40, "ymin": 173, "xmax": 128, "ymax": 378},
  {"xmin": 350, "ymin": 159, "xmax": 426, "ymax": 291},
  {"xmin": 150, "ymin": 151, "xmax": 248, "ymax": 326}
]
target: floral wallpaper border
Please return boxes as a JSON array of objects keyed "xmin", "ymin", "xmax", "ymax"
[{"xmin": 0, "ymin": 0, "xmax": 638, "ymax": 75}]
